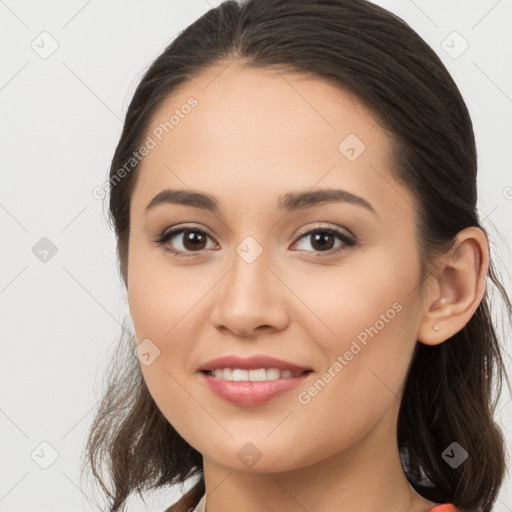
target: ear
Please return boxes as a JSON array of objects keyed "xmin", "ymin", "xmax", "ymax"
[{"xmin": 417, "ymin": 226, "xmax": 489, "ymax": 346}]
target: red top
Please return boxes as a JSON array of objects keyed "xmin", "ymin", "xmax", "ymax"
[{"xmin": 428, "ymin": 505, "xmax": 459, "ymax": 512}]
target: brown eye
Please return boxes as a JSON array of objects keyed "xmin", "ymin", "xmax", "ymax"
[
  {"xmin": 155, "ymin": 226, "xmax": 217, "ymax": 257},
  {"xmin": 310, "ymin": 231, "xmax": 336, "ymax": 251},
  {"xmin": 180, "ymin": 230, "xmax": 208, "ymax": 251},
  {"xmin": 292, "ymin": 227, "xmax": 355, "ymax": 255}
]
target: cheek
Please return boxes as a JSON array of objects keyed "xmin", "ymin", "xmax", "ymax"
[
  {"xmin": 292, "ymin": 250, "xmax": 418, "ymax": 341},
  {"xmin": 290, "ymin": 297, "xmax": 417, "ymax": 464},
  {"xmin": 126, "ymin": 242, "xmax": 209, "ymax": 408},
  {"xmin": 297, "ymin": 251, "xmax": 420, "ymax": 397},
  {"xmin": 127, "ymin": 269, "xmax": 200, "ymax": 436},
  {"xmin": 127, "ymin": 238, "xmax": 198, "ymax": 339}
]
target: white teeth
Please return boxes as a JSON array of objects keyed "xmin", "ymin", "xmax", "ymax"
[
  {"xmin": 232, "ymin": 369, "xmax": 248, "ymax": 381},
  {"xmin": 209, "ymin": 368, "xmax": 305, "ymax": 381},
  {"xmin": 266, "ymin": 368, "xmax": 281, "ymax": 380},
  {"xmin": 248, "ymin": 368, "xmax": 267, "ymax": 381}
]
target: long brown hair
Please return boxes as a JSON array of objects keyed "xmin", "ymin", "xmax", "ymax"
[{"xmin": 81, "ymin": 1, "xmax": 511, "ymax": 511}]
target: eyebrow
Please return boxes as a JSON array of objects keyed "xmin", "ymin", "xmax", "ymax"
[{"xmin": 145, "ymin": 188, "xmax": 377, "ymax": 216}]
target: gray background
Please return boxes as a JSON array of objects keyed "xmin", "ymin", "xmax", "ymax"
[{"xmin": 1, "ymin": 0, "xmax": 511, "ymax": 510}]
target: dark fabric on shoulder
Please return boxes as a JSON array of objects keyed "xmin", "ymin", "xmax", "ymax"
[{"xmin": 163, "ymin": 479, "xmax": 205, "ymax": 512}]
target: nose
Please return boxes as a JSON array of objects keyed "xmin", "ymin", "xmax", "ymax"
[{"xmin": 211, "ymin": 247, "xmax": 289, "ymax": 338}]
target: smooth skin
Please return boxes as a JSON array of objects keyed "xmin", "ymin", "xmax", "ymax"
[{"xmin": 126, "ymin": 61, "xmax": 488, "ymax": 512}]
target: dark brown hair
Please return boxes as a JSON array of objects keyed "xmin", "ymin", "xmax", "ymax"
[{"xmin": 81, "ymin": 1, "xmax": 511, "ymax": 511}]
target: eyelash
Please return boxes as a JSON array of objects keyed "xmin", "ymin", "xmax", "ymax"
[{"xmin": 154, "ymin": 224, "xmax": 356, "ymax": 258}]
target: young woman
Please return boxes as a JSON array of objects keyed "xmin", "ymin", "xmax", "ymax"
[{"xmin": 82, "ymin": 1, "xmax": 511, "ymax": 511}]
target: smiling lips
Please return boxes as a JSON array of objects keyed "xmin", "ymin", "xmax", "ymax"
[{"xmin": 198, "ymin": 354, "xmax": 313, "ymax": 406}]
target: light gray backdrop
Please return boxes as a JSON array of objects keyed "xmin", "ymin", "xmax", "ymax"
[{"xmin": 1, "ymin": 0, "xmax": 511, "ymax": 510}]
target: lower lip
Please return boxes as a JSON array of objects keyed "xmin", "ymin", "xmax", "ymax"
[{"xmin": 200, "ymin": 371, "xmax": 311, "ymax": 406}]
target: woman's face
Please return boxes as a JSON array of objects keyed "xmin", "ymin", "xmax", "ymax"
[{"xmin": 127, "ymin": 63, "xmax": 429, "ymax": 472}]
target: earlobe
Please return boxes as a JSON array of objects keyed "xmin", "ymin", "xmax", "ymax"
[{"xmin": 417, "ymin": 227, "xmax": 489, "ymax": 346}]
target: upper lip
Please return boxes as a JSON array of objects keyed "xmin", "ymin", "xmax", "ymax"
[{"xmin": 198, "ymin": 354, "xmax": 313, "ymax": 372}]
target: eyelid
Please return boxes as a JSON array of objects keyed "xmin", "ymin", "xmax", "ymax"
[
  {"xmin": 159, "ymin": 223, "xmax": 215, "ymax": 241},
  {"xmin": 293, "ymin": 222, "xmax": 355, "ymax": 243}
]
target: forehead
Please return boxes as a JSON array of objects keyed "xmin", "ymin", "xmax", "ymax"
[{"xmin": 131, "ymin": 62, "xmax": 413, "ymax": 220}]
